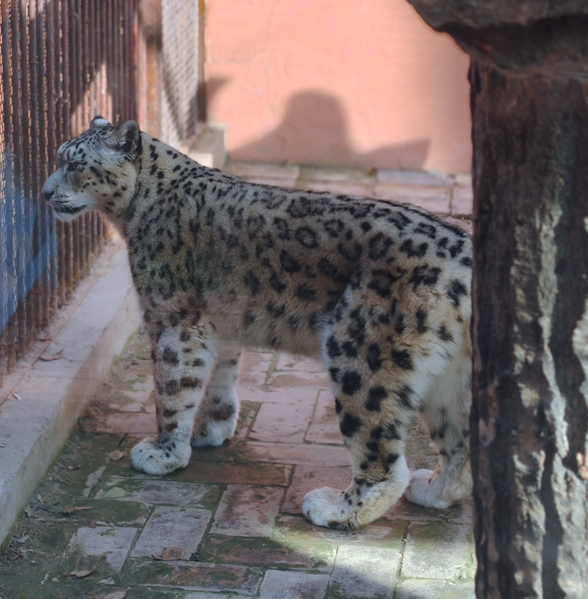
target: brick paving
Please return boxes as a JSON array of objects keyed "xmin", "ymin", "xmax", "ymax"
[
  {"xmin": 0, "ymin": 165, "xmax": 474, "ymax": 599},
  {"xmin": 0, "ymin": 333, "xmax": 475, "ymax": 599}
]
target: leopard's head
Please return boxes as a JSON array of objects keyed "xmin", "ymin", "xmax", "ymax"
[{"xmin": 42, "ymin": 117, "xmax": 143, "ymax": 223}]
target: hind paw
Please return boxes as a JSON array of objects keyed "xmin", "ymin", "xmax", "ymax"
[
  {"xmin": 302, "ymin": 475, "xmax": 406, "ymax": 530},
  {"xmin": 191, "ymin": 414, "xmax": 237, "ymax": 448},
  {"xmin": 404, "ymin": 469, "xmax": 453, "ymax": 508},
  {"xmin": 302, "ymin": 487, "xmax": 353, "ymax": 529}
]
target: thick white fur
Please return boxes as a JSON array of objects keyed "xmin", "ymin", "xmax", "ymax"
[{"xmin": 303, "ymin": 456, "xmax": 410, "ymax": 529}]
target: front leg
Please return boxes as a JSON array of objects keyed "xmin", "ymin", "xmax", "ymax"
[
  {"xmin": 191, "ymin": 341, "xmax": 241, "ymax": 448},
  {"xmin": 131, "ymin": 321, "xmax": 217, "ymax": 475}
]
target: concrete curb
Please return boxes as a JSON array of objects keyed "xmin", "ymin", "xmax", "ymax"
[{"xmin": 0, "ymin": 238, "xmax": 141, "ymax": 546}]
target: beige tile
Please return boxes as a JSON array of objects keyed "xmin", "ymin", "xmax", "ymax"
[
  {"xmin": 211, "ymin": 485, "xmax": 285, "ymax": 537},
  {"xmin": 243, "ymin": 442, "xmax": 351, "ymax": 468},
  {"xmin": 329, "ymin": 545, "xmax": 400, "ymax": 598},
  {"xmin": 131, "ymin": 505, "xmax": 211, "ymax": 558},
  {"xmin": 259, "ymin": 570, "xmax": 330, "ymax": 599},
  {"xmin": 250, "ymin": 399, "xmax": 316, "ymax": 443}
]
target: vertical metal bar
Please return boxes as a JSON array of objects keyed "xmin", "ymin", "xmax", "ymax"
[
  {"xmin": 27, "ymin": 0, "xmax": 44, "ymax": 334},
  {"xmin": 19, "ymin": 0, "xmax": 37, "ymax": 350},
  {"xmin": 83, "ymin": 0, "xmax": 95, "ymax": 265},
  {"xmin": 62, "ymin": 0, "xmax": 76, "ymax": 296},
  {"xmin": 77, "ymin": 0, "xmax": 88, "ymax": 275},
  {"xmin": 111, "ymin": 0, "xmax": 119, "ymax": 123},
  {"xmin": 132, "ymin": 0, "xmax": 139, "ymax": 120},
  {"xmin": 101, "ymin": 0, "xmax": 110, "ymax": 250},
  {"xmin": 42, "ymin": 0, "xmax": 58, "ymax": 323},
  {"xmin": 45, "ymin": 0, "xmax": 65, "ymax": 308},
  {"xmin": 66, "ymin": 0, "xmax": 78, "ymax": 282},
  {"xmin": 95, "ymin": 0, "xmax": 104, "ymax": 248},
  {"xmin": 88, "ymin": 0, "xmax": 97, "ymax": 250},
  {"xmin": 125, "ymin": 0, "xmax": 132, "ymax": 119},
  {"xmin": 32, "ymin": 0, "xmax": 52, "ymax": 332},
  {"xmin": 69, "ymin": 0, "xmax": 85, "ymax": 276},
  {"xmin": 0, "ymin": 1, "xmax": 10, "ymax": 377},
  {"xmin": 123, "ymin": 0, "xmax": 130, "ymax": 119},
  {"xmin": 124, "ymin": 0, "xmax": 129, "ymax": 119}
]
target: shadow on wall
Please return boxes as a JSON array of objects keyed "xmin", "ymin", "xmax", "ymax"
[{"xmin": 223, "ymin": 88, "xmax": 431, "ymax": 170}]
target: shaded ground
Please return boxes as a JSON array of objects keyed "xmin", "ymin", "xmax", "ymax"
[{"xmin": 0, "ymin": 332, "xmax": 475, "ymax": 599}]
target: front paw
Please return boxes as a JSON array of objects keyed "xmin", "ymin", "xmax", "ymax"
[{"xmin": 131, "ymin": 438, "xmax": 191, "ymax": 475}]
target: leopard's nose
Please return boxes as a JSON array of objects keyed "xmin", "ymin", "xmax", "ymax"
[{"xmin": 42, "ymin": 181, "xmax": 55, "ymax": 201}]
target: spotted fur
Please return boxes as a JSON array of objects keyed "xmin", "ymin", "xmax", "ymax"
[{"xmin": 42, "ymin": 118, "xmax": 473, "ymax": 529}]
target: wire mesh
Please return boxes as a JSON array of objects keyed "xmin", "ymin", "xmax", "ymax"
[
  {"xmin": 161, "ymin": 0, "xmax": 199, "ymax": 150},
  {"xmin": 0, "ymin": 0, "xmax": 140, "ymax": 381}
]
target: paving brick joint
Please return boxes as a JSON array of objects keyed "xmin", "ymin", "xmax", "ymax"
[{"xmin": 0, "ymin": 166, "xmax": 474, "ymax": 598}]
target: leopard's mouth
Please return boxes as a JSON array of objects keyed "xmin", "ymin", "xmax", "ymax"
[{"xmin": 52, "ymin": 203, "xmax": 86, "ymax": 219}]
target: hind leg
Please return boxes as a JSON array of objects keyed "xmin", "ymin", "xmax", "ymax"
[
  {"xmin": 302, "ymin": 412, "xmax": 411, "ymax": 530},
  {"xmin": 404, "ymin": 350, "xmax": 472, "ymax": 508},
  {"xmin": 302, "ymin": 318, "xmax": 424, "ymax": 529},
  {"xmin": 191, "ymin": 341, "xmax": 241, "ymax": 447}
]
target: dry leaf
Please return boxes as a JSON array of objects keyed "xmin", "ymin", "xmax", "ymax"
[
  {"xmin": 103, "ymin": 589, "xmax": 130, "ymax": 599},
  {"xmin": 67, "ymin": 464, "xmax": 81, "ymax": 471},
  {"xmin": 38, "ymin": 348, "xmax": 64, "ymax": 361},
  {"xmin": 108, "ymin": 450, "xmax": 125, "ymax": 461},
  {"xmin": 151, "ymin": 547, "xmax": 186, "ymax": 561},
  {"xmin": 69, "ymin": 567, "xmax": 95, "ymax": 578},
  {"xmin": 102, "ymin": 487, "xmax": 126, "ymax": 499},
  {"xmin": 62, "ymin": 505, "xmax": 92, "ymax": 516},
  {"xmin": 12, "ymin": 393, "xmax": 22, "ymax": 401},
  {"xmin": 6, "ymin": 548, "xmax": 22, "ymax": 561}
]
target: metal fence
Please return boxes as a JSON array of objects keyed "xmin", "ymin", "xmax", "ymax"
[
  {"xmin": 161, "ymin": 0, "xmax": 200, "ymax": 150},
  {"xmin": 0, "ymin": 0, "xmax": 202, "ymax": 382}
]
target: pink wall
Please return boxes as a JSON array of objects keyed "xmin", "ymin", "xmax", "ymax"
[{"xmin": 205, "ymin": 0, "xmax": 472, "ymax": 173}]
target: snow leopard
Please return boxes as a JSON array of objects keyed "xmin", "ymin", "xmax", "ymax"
[{"xmin": 42, "ymin": 117, "xmax": 472, "ymax": 529}]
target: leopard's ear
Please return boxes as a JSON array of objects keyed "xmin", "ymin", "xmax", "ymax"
[
  {"xmin": 90, "ymin": 115, "xmax": 112, "ymax": 129},
  {"xmin": 116, "ymin": 120, "xmax": 142, "ymax": 160}
]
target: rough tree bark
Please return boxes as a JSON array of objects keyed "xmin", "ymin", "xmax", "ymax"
[{"xmin": 407, "ymin": 2, "xmax": 588, "ymax": 598}]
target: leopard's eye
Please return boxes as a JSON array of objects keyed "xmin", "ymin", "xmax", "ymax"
[{"xmin": 67, "ymin": 161, "xmax": 80, "ymax": 173}]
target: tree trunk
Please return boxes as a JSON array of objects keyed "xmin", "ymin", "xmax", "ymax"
[
  {"xmin": 405, "ymin": 2, "xmax": 588, "ymax": 597},
  {"xmin": 470, "ymin": 60, "xmax": 588, "ymax": 599}
]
